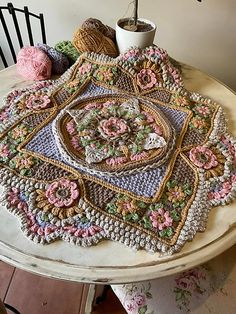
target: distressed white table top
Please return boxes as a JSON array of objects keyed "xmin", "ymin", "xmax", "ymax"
[{"xmin": 0, "ymin": 65, "xmax": 235, "ymax": 284}]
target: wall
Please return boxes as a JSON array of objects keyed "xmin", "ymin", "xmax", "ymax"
[{"xmin": 1, "ymin": 0, "xmax": 236, "ymax": 91}]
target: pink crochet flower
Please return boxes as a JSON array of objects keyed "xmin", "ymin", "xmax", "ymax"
[
  {"xmin": 106, "ymin": 156, "xmax": 127, "ymax": 166},
  {"xmin": 34, "ymin": 81, "xmax": 52, "ymax": 90},
  {"xmin": 150, "ymin": 208, "xmax": 173, "ymax": 230},
  {"xmin": 66, "ymin": 120, "xmax": 76, "ymax": 135},
  {"xmin": 189, "ymin": 146, "xmax": 218, "ymax": 169},
  {"xmin": 145, "ymin": 47, "xmax": 159, "ymax": 57},
  {"xmin": 168, "ymin": 65, "xmax": 182, "ymax": 85},
  {"xmin": 208, "ymin": 191, "xmax": 214, "ymax": 200},
  {"xmin": 102, "ymin": 70, "xmax": 113, "ymax": 81},
  {"xmin": 0, "ymin": 143, "xmax": 10, "ymax": 158},
  {"xmin": 0, "ymin": 109, "xmax": 8, "ymax": 122},
  {"xmin": 64, "ymin": 225, "xmax": 102, "ymax": 237},
  {"xmin": 102, "ymin": 100, "xmax": 116, "ymax": 108},
  {"xmin": 214, "ymin": 192, "xmax": 222, "ymax": 200},
  {"xmin": 191, "ymin": 117, "xmax": 207, "ymax": 130},
  {"xmin": 6, "ymin": 90, "xmax": 21, "ymax": 103},
  {"xmin": 145, "ymin": 47, "xmax": 168, "ymax": 60},
  {"xmin": 27, "ymin": 212, "xmax": 35, "ymax": 226},
  {"xmin": 231, "ymin": 174, "xmax": 236, "ymax": 183},
  {"xmin": 85, "ymin": 102, "xmax": 102, "ymax": 110},
  {"xmin": 142, "ymin": 110, "xmax": 154, "ymax": 122},
  {"xmin": 130, "ymin": 152, "xmax": 148, "ymax": 161},
  {"xmin": 30, "ymin": 224, "xmax": 57, "ymax": 236},
  {"xmin": 99, "ymin": 117, "xmax": 129, "ymax": 139},
  {"xmin": 121, "ymin": 48, "xmax": 141, "ymax": 61},
  {"xmin": 14, "ymin": 155, "xmax": 34, "ymax": 170},
  {"xmin": 195, "ymin": 105, "xmax": 211, "ymax": 116},
  {"xmin": 7, "ymin": 187, "xmax": 28, "ymax": 212},
  {"xmin": 95, "ymin": 67, "xmax": 115, "ymax": 82},
  {"xmin": 151, "ymin": 123, "xmax": 163, "ymax": 135},
  {"xmin": 26, "ymin": 94, "xmax": 51, "ymax": 110},
  {"xmin": 78, "ymin": 62, "xmax": 92, "ymax": 75},
  {"xmin": 175, "ymin": 96, "xmax": 189, "ymax": 107},
  {"xmin": 71, "ymin": 136, "xmax": 81, "ymax": 150},
  {"xmin": 88, "ymin": 225, "xmax": 102, "ymax": 236},
  {"xmin": 219, "ymin": 181, "xmax": 232, "ymax": 198},
  {"xmin": 137, "ymin": 68, "xmax": 157, "ymax": 90},
  {"xmin": 45, "ymin": 179, "xmax": 79, "ymax": 208},
  {"xmin": 11, "ymin": 125, "xmax": 28, "ymax": 139},
  {"xmin": 90, "ymin": 143, "xmax": 96, "ymax": 149},
  {"xmin": 221, "ymin": 136, "xmax": 235, "ymax": 156}
]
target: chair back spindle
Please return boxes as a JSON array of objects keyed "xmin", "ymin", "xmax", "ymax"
[
  {"xmin": 24, "ymin": 6, "xmax": 34, "ymax": 46},
  {"xmin": 0, "ymin": 46, "xmax": 8, "ymax": 67},
  {"xmin": 0, "ymin": 7, "xmax": 17, "ymax": 63},
  {"xmin": 8, "ymin": 3, "xmax": 23, "ymax": 48},
  {"xmin": 0, "ymin": 2, "xmax": 47, "ymax": 67}
]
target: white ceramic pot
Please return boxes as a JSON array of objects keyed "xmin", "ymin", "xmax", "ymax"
[{"xmin": 116, "ymin": 18, "xmax": 156, "ymax": 54}]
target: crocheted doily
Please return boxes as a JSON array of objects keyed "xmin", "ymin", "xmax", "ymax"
[{"xmin": 1, "ymin": 46, "xmax": 236, "ymax": 255}]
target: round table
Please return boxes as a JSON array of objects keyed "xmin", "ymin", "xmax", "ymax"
[{"xmin": 0, "ymin": 65, "xmax": 236, "ymax": 284}]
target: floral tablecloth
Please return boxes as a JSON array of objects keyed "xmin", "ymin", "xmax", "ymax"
[{"xmin": 112, "ymin": 244, "xmax": 236, "ymax": 313}]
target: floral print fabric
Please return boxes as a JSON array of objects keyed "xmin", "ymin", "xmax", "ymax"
[{"xmin": 112, "ymin": 245, "xmax": 236, "ymax": 313}]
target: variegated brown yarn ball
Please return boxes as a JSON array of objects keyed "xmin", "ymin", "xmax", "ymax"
[
  {"xmin": 72, "ymin": 27, "xmax": 118, "ymax": 58},
  {"xmin": 82, "ymin": 18, "xmax": 107, "ymax": 34},
  {"xmin": 82, "ymin": 18, "xmax": 116, "ymax": 41},
  {"xmin": 103, "ymin": 25, "xmax": 116, "ymax": 42}
]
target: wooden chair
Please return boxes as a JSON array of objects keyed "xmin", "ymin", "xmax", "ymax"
[{"xmin": 0, "ymin": 2, "xmax": 46, "ymax": 67}]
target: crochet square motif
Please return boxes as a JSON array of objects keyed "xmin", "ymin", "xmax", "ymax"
[{"xmin": 1, "ymin": 46, "xmax": 236, "ymax": 254}]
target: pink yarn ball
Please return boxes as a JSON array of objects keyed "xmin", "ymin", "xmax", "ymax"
[{"xmin": 17, "ymin": 46, "xmax": 52, "ymax": 80}]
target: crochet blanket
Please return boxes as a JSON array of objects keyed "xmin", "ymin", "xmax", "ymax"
[{"xmin": 0, "ymin": 46, "xmax": 236, "ymax": 254}]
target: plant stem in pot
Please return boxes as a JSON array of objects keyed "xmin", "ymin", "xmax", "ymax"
[{"xmin": 134, "ymin": 0, "xmax": 138, "ymax": 26}]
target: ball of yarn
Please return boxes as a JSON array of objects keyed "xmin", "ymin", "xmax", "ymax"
[
  {"xmin": 82, "ymin": 18, "xmax": 116, "ymax": 41},
  {"xmin": 103, "ymin": 25, "xmax": 116, "ymax": 42},
  {"xmin": 36, "ymin": 43, "xmax": 69, "ymax": 74},
  {"xmin": 17, "ymin": 46, "xmax": 52, "ymax": 80},
  {"xmin": 54, "ymin": 41, "xmax": 80, "ymax": 65},
  {"xmin": 73, "ymin": 28, "xmax": 118, "ymax": 58},
  {"xmin": 82, "ymin": 18, "xmax": 107, "ymax": 33}
]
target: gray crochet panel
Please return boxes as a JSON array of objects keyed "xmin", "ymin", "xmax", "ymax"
[{"xmin": 103, "ymin": 165, "xmax": 168, "ymax": 197}]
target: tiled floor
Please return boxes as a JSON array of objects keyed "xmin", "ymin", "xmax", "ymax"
[{"xmin": 0, "ymin": 261, "xmax": 126, "ymax": 314}]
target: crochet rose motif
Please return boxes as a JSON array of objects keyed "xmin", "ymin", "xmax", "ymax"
[
  {"xmin": 137, "ymin": 68, "xmax": 157, "ymax": 90},
  {"xmin": 45, "ymin": 179, "xmax": 79, "ymax": 208},
  {"xmin": 189, "ymin": 146, "xmax": 218, "ymax": 169},
  {"xmin": 57, "ymin": 96, "xmax": 174, "ymax": 175},
  {"xmin": 35, "ymin": 179, "xmax": 81, "ymax": 219},
  {"xmin": 135, "ymin": 60, "xmax": 162, "ymax": 91},
  {"xmin": 25, "ymin": 94, "xmax": 51, "ymax": 110}
]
